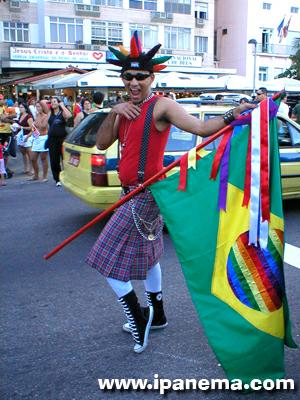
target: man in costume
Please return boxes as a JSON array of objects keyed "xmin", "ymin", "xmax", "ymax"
[
  {"xmin": 86, "ymin": 31, "xmax": 254, "ymax": 354},
  {"xmin": 255, "ymin": 87, "xmax": 268, "ymax": 102}
]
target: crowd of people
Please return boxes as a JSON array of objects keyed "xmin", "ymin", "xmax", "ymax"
[
  {"xmin": 0, "ymin": 83, "xmax": 299, "ymax": 190},
  {"xmin": 0, "ymin": 92, "xmax": 104, "ymax": 187},
  {"xmin": 245, "ymin": 86, "xmax": 299, "ymax": 120}
]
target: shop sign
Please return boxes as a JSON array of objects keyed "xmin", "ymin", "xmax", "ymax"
[
  {"xmin": 165, "ymin": 55, "xmax": 202, "ymax": 67},
  {"xmin": 10, "ymin": 47, "xmax": 106, "ymax": 64}
]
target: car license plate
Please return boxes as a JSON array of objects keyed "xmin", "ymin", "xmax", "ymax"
[{"xmin": 69, "ymin": 154, "xmax": 80, "ymax": 167}]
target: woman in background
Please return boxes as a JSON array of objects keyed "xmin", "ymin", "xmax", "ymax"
[
  {"xmin": 48, "ymin": 97, "xmax": 71, "ymax": 187},
  {"xmin": 73, "ymin": 98, "xmax": 92, "ymax": 128},
  {"xmin": 16, "ymin": 102, "xmax": 33, "ymax": 175},
  {"xmin": 26, "ymin": 100, "xmax": 49, "ymax": 182}
]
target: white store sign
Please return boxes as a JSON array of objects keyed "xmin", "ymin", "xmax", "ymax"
[
  {"xmin": 10, "ymin": 47, "xmax": 106, "ymax": 64},
  {"xmin": 165, "ymin": 55, "xmax": 202, "ymax": 67}
]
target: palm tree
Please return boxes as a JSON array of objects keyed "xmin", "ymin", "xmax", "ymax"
[{"xmin": 278, "ymin": 38, "xmax": 300, "ymax": 79}]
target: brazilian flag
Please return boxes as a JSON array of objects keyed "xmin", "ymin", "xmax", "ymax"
[{"xmin": 150, "ymin": 108, "xmax": 296, "ymax": 384}]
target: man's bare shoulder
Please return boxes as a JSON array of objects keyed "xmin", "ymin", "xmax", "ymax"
[
  {"xmin": 155, "ymin": 96, "xmax": 176, "ymax": 106},
  {"xmin": 155, "ymin": 96, "xmax": 180, "ymax": 115}
]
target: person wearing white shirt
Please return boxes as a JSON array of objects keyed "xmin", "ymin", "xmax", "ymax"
[{"xmin": 278, "ymin": 95, "xmax": 289, "ymax": 117}]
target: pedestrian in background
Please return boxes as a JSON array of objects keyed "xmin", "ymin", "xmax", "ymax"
[
  {"xmin": 0, "ymin": 94, "xmax": 15, "ymax": 145},
  {"xmin": 73, "ymin": 98, "xmax": 92, "ymax": 128},
  {"xmin": 239, "ymin": 97, "xmax": 249, "ymax": 105},
  {"xmin": 47, "ymin": 97, "xmax": 71, "ymax": 187},
  {"xmin": 73, "ymin": 96, "xmax": 82, "ymax": 119},
  {"xmin": 16, "ymin": 102, "xmax": 33, "ymax": 176},
  {"xmin": 291, "ymin": 100, "xmax": 300, "ymax": 125},
  {"xmin": 91, "ymin": 92, "xmax": 104, "ymax": 112},
  {"xmin": 28, "ymin": 100, "xmax": 49, "ymax": 182},
  {"xmin": 215, "ymin": 94, "xmax": 224, "ymax": 101},
  {"xmin": 0, "ymin": 141, "xmax": 7, "ymax": 186},
  {"xmin": 278, "ymin": 94, "xmax": 289, "ymax": 117},
  {"xmin": 28, "ymin": 98, "xmax": 37, "ymax": 120}
]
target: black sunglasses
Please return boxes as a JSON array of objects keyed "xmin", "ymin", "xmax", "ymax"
[
  {"xmin": 256, "ymin": 92, "xmax": 263, "ymax": 95},
  {"xmin": 122, "ymin": 72, "xmax": 151, "ymax": 81}
]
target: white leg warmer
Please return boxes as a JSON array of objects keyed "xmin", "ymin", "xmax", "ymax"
[
  {"xmin": 143, "ymin": 262, "xmax": 162, "ymax": 293},
  {"xmin": 107, "ymin": 277, "xmax": 133, "ymax": 298}
]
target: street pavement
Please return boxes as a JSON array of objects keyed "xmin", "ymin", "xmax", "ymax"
[{"xmin": 1, "ymin": 154, "xmax": 299, "ymax": 400}]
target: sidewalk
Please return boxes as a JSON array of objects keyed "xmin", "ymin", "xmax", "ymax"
[{"xmin": 4, "ymin": 149, "xmax": 51, "ymax": 186}]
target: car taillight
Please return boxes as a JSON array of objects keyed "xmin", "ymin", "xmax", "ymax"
[
  {"xmin": 91, "ymin": 154, "xmax": 108, "ymax": 186},
  {"xmin": 91, "ymin": 154, "xmax": 106, "ymax": 167}
]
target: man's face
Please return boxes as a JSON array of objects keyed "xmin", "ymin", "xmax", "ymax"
[
  {"xmin": 255, "ymin": 90, "xmax": 267, "ymax": 102},
  {"xmin": 121, "ymin": 70, "xmax": 155, "ymax": 104}
]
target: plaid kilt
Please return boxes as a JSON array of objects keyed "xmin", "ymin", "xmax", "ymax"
[{"xmin": 85, "ymin": 189, "xmax": 164, "ymax": 282}]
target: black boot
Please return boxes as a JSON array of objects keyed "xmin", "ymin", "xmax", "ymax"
[
  {"xmin": 118, "ymin": 290, "xmax": 153, "ymax": 353},
  {"xmin": 123, "ymin": 291, "xmax": 168, "ymax": 333}
]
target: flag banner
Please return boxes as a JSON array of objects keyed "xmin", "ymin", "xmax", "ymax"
[
  {"xmin": 283, "ymin": 16, "xmax": 292, "ymax": 38},
  {"xmin": 150, "ymin": 98, "xmax": 297, "ymax": 384},
  {"xmin": 277, "ymin": 17, "xmax": 285, "ymax": 42}
]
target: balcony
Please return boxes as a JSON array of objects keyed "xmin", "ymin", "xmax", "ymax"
[
  {"xmin": 195, "ymin": 18, "xmax": 206, "ymax": 28},
  {"xmin": 150, "ymin": 12, "xmax": 173, "ymax": 23},
  {"xmin": 75, "ymin": 4, "xmax": 101, "ymax": 17},
  {"xmin": 256, "ymin": 43, "xmax": 295, "ymax": 56}
]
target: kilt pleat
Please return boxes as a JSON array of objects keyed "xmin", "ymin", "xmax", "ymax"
[{"xmin": 85, "ymin": 189, "xmax": 164, "ymax": 281}]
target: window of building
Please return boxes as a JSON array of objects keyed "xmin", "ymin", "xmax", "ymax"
[
  {"xmin": 261, "ymin": 28, "xmax": 272, "ymax": 53},
  {"xmin": 262, "ymin": 3, "xmax": 271, "ymax": 10},
  {"xmin": 91, "ymin": 21, "xmax": 123, "ymax": 45},
  {"xmin": 165, "ymin": 0, "xmax": 191, "ymax": 15},
  {"xmin": 195, "ymin": 36, "xmax": 208, "ymax": 53},
  {"xmin": 129, "ymin": 24, "xmax": 158, "ymax": 48},
  {"xmin": 129, "ymin": 0, "xmax": 157, "ymax": 10},
  {"xmin": 3, "ymin": 22, "xmax": 29, "ymax": 42},
  {"xmin": 50, "ymin": 17, "xmax": 83, "ymax": 43},
  {"xmin": 291, "ymin": 7, "xmax": 299, "ymax": 13},
  {"xmin": 164, "ymin": 26, "xmax": 191, "ymax": 50},
  {"xmin": 91, "ymin": 0, "xmax": 123, "ymax": 6},
  {"xmin": 194, "ymin": 1, "xmax": 208, "ymax": 19},
  {"xmin": 51, "ymin": 0, "xmax": 84, "ymax": 3},
  {"xmin": 259, "ymin": 66, "xmax": 268, "ymax": 81}
]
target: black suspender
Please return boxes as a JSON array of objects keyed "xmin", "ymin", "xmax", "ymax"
[{"xmin": 137, "ymin": 98, "xmax": 157, "ymax": 183}]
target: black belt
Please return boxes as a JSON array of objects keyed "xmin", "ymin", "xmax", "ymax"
[{"xmin": 122, "ymin": 185, "xmax": 146, "ymax": 195}]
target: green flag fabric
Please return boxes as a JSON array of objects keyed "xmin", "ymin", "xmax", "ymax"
[{"xmin": 150, "ymin": 106, "xmax": 296, "ymax": 384}]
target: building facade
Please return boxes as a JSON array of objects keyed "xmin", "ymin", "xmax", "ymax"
[
  {"xmin": 215, "ymin": 0, "xmax": 300, "ymax": 83},
  {"xmin": 1, "ymin": 0, "xmax": 299, "ymax": 86},
  {"xmin": 1, "ymin": 0, "xmax": 236, "ymax": 83}
]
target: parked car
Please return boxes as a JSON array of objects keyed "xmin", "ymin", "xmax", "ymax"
[
  {"xmin": 177, "ymin": 93, "xmax": 252, "ymax": 105},
  {"xmin": 60, "ymin": 105, "xmax": 300, "ymax": 209}
]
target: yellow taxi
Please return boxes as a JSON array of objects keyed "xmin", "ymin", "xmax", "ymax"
[
  {"xmin": 60, "ymin": 104, "xmax": 300, "ymax": 209},
  {"xmin": 276, "ymin": 113, "xmax": 300, "ymax": 199}
]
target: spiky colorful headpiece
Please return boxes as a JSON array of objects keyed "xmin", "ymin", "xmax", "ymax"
[{"xmin": 107, "ymin": 31, "xmax": 172, "ymax": 73}]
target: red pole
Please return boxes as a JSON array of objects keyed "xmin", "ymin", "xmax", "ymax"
[{"xmin": 43, "ymin": 123, "xmax": 233, "ymax": 260}]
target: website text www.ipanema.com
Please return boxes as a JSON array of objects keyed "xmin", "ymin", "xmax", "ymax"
[{"xmin": 98, "ymin": 374, "xmax": 296, "ymax": 395}]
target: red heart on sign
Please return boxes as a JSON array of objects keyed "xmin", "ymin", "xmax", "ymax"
[{"xmin": 92, "ymin": 52, "xmax": 103, "ymax": 60}]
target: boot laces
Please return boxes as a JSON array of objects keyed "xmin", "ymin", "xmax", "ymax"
[{"xmin": 119, "ymin": 298, "xmax": 142, "ymax": 344}]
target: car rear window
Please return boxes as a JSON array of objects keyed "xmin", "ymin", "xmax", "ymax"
[
  {"xmin": 165, "ymin": 113, "xmax": 198, "ymax": 151},
  {"xmin": 201, "ymin": 113, "xmax": 224, "ymax": 150},
  {"xmin": 65, "ymin": 112, "xmax": 109, "ymax": 147},
  {"xmin": 165, "ymin": 126, "xmax": 197, "ymax": 151}
]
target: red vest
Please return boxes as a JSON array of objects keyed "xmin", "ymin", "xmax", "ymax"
[{"xmin": 118, "ymin": 96, "xmax": 170, "ymax": 186}]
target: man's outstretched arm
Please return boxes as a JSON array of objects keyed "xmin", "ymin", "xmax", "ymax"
[{"xmin": 155, "ymin": 97, "xmax": 256, "ymax": 137}]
